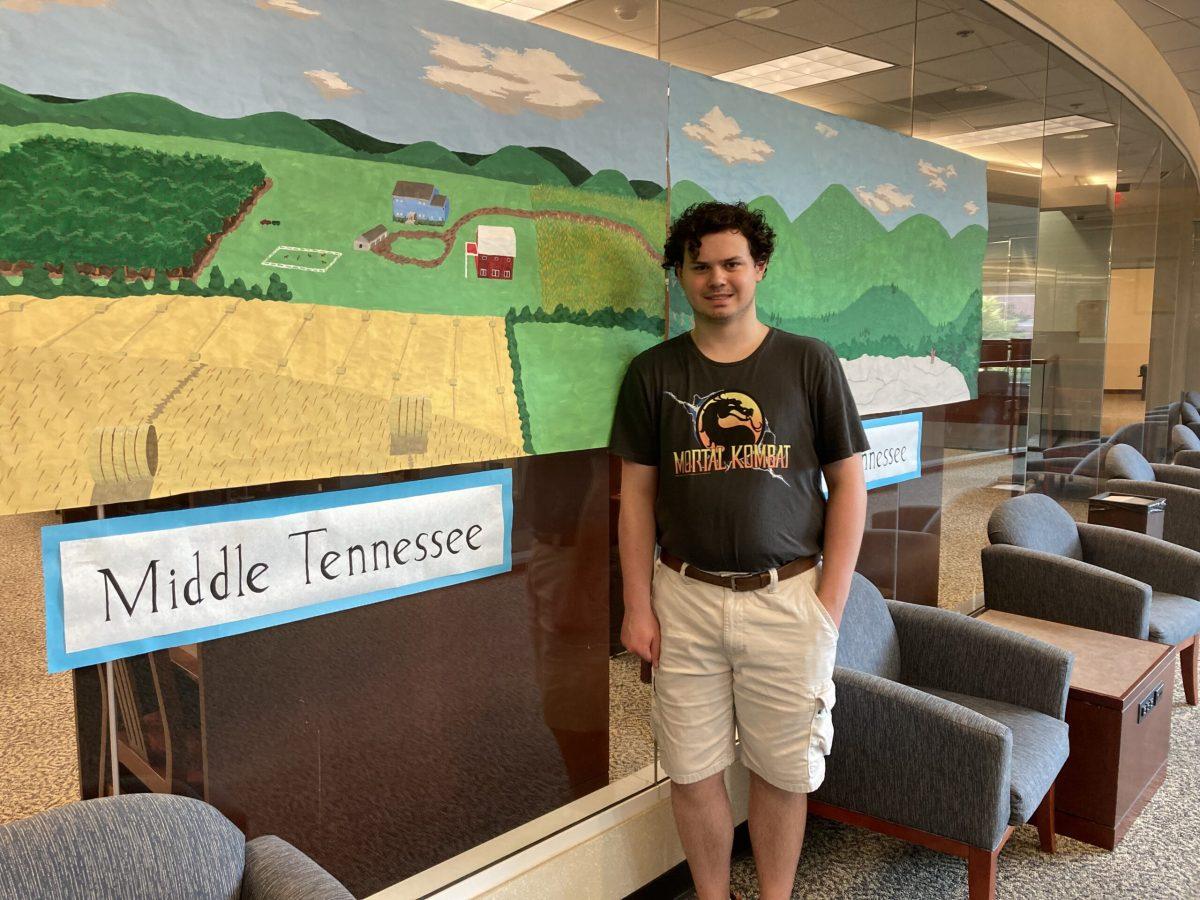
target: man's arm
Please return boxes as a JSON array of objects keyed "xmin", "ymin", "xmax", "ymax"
[
  {"xmin": 818, "ymin": 453, "xmax": 866, "ymax": 626},
  {"xmin": 617, "ymin": 459, "xmax": 661, "ymax": 665}
]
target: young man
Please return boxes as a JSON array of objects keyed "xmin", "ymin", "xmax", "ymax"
[{"xmin": 609, "ymin": 201, "xmax": 868, "ymax": 900}]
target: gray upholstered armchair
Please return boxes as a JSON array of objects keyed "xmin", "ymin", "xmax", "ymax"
[
  {"xmin": 984, "ymin": 492, "xmax": 1200, "ymax": 706},
  {"xmin": 810, "ymin": 573, "xmax": 1072, "ymax": 900},
  {"xmin": 0, "ymin": 794, "xmax": 353, "ymax": 899},
  {"xmin": 1104, "ymin": 443, "xmax": 1200, "ymax": 552},
  {"xmin": 1170, "ymin": 423, "xmax": 1200, "ymax": 467}
]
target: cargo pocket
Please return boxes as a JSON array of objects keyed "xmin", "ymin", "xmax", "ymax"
[{"xmin": 806, "ymin": 683, "xmax": 837, "ymax": 789}]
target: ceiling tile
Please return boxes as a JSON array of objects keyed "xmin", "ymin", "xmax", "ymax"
[
  {"xmin": 554, "ymin": 0, "xmax": 655, "ymax": 33},
  {"xmin": 1116, "ymin": 0, "xmax": 1180, "ymax": 27},
  {"xmin": 1177, "ymin": 68, "xmax": 1200, "ymax": 89},
  {"xmin": 1143, "ymin": 19, "xmax": 1200, "ymax": 52},
  {"xmin": 824, "ymin": 0, "xmax": 917, "ymax": 32},
  {"xmin": 535, "ymin": 12, "xmax": 616, "ymax": 41},
  {"xmin": 1155, "ymin": 0, "xmax": 1200, "ymax": 18},
  {"xmin": 1164, "ymin": 44, "xmax": 1200, "ymax": 70}
]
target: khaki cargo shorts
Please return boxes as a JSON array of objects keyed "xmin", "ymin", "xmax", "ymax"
[{"xmin": 651, "ymin": 558, "xmax": 838, "ymax": 794}]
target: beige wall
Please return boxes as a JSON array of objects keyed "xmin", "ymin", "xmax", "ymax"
[{"xmin": 1104, "ymin": 268, "xmax": 1155, "ymax": 391}]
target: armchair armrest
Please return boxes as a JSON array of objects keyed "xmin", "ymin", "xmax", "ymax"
[
  {"xmin": 981, "ymin": 544, "xmax": 1151, "ymax": 639},
  {"xmin": 888, "ymin": 601, "xmax": 1073, "ymax": 719},
  {"xmin": 1172, "ymin": 449, "xmax": 1200, "ymax": 468},
  {"xmin": 1106, "ymin": 479, "xmax": 1200, "ymax": 553},
  {"xmin": 1078, "ymin": 522, "xmax": 1200, "ymax": 600},
  {"xmin": 815, "ymin": 667, "xmax": 1012, "ymax": 851},
  {"xmin": 1150, "ymin": 463, "xmax": 1200, "ymax": 489},
  {"xmin": 242, "ymin": 835, "xmax": 353, "ymax": 900}
]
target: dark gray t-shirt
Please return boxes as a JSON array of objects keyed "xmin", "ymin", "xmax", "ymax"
[{"xmin": 609, "ymin": 328, "xmax": 868, "ymax": 572}]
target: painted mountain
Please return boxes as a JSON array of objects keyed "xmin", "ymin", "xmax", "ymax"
[{"xmin": 670, "ymin": 179, "xmax": 987, "ymax": 394}]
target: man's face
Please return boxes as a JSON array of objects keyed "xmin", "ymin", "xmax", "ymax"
[{"xmin": 676, "ymin": 229, "xmax": 766, "ymax": 325}]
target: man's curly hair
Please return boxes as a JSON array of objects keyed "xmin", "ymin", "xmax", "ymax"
[{"xmin": 661, "ymin": 201, "xmax": 775, "ymax": 273}]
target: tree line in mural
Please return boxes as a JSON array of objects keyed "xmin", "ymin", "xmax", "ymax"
[
  {"xmin": 0, "ymin": 263, "xmax": 293, "ymax": 301},
  {"xmin": 0, "ymin": 135, "xmax": 266, "ymax": 275},
  {"xmin": 672, "ymin": 180, "xmax": 987, "ymax": 379},
  {"xmin": 0, "ymin": 84, "xmax": 665, "ymax": 198}
]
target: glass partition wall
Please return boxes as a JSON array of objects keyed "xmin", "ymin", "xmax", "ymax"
[{"xmin": 4, "ymin": 1, "xmax": 1200, "ymax": 897}]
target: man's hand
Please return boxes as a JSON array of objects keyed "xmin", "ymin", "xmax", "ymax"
[
  {"xmin": 818, "ymin": 453, "xmax": 867, "ymax": 629},
  {"xmin": 621, "ymin": 602, "xmax": 661, "ymax": 666}
]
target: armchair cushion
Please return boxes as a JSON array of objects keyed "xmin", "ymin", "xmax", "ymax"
[
  {"xmin": 1173, "ymin": 449, "xmax": 1200, "ymax": 468},
  {"xmin": 833, "ymin": 572, "xmax": 901, "ymax": 680},
  {"xmin": 1105, "ymin": 444, "xmax": 1155, "ymax": 482},
  {"xmin": 0, "ymin": 794, "xmax": 244, "ymax": 900},
  {"xmin": 242, "ymin": 835, "xmax": 353, "ymax": 900},
  {"xmin": 1150, "ymin": 462, "xmax": 1200, "ymax": 489},
  {"xmin": 889, "ymin": 600, "xmax": 1073, "ymax": 718},
  {"xmin": 981, "ymin": 544, "xmax": 1151, "ymax": 639},
  {"xmin": 1149, "ymin": 593, "xmax": 1200, "ymax": 646},
  {"xmin": 1105, "ymin": 479, "xmax": 1200, "ymax": 553},
  {"xmin": 1172, "ymin": 424, "xmax": 1200, "ymax": 454},
  {"xmin": 1183, "ymin": 401, "xmax": 1200, "ymax": 425},
  {"xmin": 815, "ymin": 667, "xmax": 1012, "ymax": 851},
  {"xmin": 1077, "ymin": 523, "xmax": 1200, "ymax": 599},
  {"xmin": 918, "ymin": 688, "xmax": 1068, "ymax": 826},
  {"xmin": 987, "ymin": 493, "xmax": 1083, "ymax": 560}
]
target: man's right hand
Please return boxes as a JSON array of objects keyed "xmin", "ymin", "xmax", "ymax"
[{"xmin": 621, "ymin": 603, "xmax": 661, "ymax": 667}]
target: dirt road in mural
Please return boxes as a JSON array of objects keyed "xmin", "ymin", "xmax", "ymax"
[
  {"xmin": 375, "ymin": 207, "xmax": 665, "ymax": 269},
  {"xmin": 0, "ymin": 294, "xmax": 523, "ymax": 513}
]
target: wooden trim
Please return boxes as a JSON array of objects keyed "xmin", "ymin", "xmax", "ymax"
[{"xmin": 807, "ymin": 800, "xmax": 1014, "ymax": 859}]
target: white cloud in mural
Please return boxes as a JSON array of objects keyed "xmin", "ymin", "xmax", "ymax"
[
  {"xmin": 0, "ymin": 0, "xmax": 109, "ymax": 11},
  {"xmin": 304, "ymin": 69, "xmax": 361, "ymax": 100},
  {"xmin": 855, "ymin": 183, "xmax": 914, "ymax": 214},
  {"xmin": 419, "ymin": 29, "xmax": 602, "ymax": 120},
  {"xmin": 683, "ymin": 106, "xmax": 774, "ymax": 165},
  {"xmin": 917, "ymin": 158, "xmax": 959, "ymax": 190},
  {"xmin": 258, "ymin": 0, "xmax": 320, "ymax": 20},
  {"xmin": 964, "ymin": 200, "xmax": 980, "ymax": 216},
  {"xmin": 815, "ymin": 122, "xmax": 839, "ymax": 139}
]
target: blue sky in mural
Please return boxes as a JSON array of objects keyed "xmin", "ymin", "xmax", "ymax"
[
  {"xmin": 0, "ymin": 0, "xmax": 667, "ymax": 182},
  {"xmin": 670, "ymin": 69, "xmax": 987, "ymax": 235}
]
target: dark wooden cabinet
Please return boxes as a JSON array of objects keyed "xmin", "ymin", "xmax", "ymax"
[{"xmin": 978, "ymin": 611, "xmax": 1173, "ymax": 850}]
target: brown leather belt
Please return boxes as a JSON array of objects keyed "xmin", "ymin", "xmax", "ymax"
[{"xmin": 659, "ymin": 551, "xmax": 816, "ymax": 592}]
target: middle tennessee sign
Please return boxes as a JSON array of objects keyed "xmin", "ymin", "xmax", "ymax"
[
  {"xmin": 861, "ymin": 412, "xmax": 923, "ymax": 490},
  {"xmin": 42, "ymin": 470, "xmax": 512, "ymax": 672}
]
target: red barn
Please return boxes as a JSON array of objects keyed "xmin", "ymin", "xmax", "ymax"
[{"xmin": 475, "ymin": 225, "xmax": 516, "ymax": 280}]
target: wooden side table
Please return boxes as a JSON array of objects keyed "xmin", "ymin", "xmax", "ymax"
[
  {"xmin": 977, "ymin": 610, "xmax": 1174, "ymax": 850},
  {"xmin": 1087, "ymin": 492, "xmax": 1166, "ymax": 539}
]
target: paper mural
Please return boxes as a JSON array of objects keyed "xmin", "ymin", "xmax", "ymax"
[
  {"xmin": 0, "ymin": 0, "xmax": 667, "ymax": 514},
  {"xmin": 668, "ymin": 69, "xmax": 988, "ymax": 416}
]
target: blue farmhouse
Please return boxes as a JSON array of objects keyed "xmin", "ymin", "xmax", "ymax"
[{"xmin": 392, "ymin": 180, "xmax": 450, "ymax": 225}]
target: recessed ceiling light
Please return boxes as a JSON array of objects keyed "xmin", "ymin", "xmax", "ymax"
[
  {"xmin": 955, "ymin": 83, "xmax": 988, "ymax": 93},
  {"xmin": 737, "ymin": 5, "xmax": 780, "ymax": 20},
  {"xmin": 716, "ymin": 46, "xmax": 892, "ymax": 94},
  {"xmin": 932, "ymin": 115, "xmax": 1112, "ymax": 150},
  {"xmin": 614, "ymin": 2, "xmax": 640, "ymax": 21},
  {"xmin": 447, "ymin": 0, "xmax": 574, "ymax": 21}
]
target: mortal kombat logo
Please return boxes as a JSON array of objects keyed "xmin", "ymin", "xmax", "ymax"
[{"xmin": 665, "ymin": 389, "xmax": 791, "ymax": 481}]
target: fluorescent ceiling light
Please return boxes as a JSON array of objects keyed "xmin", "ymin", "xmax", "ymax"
[
  {"xmin": 932, "ymin": 115, "xmax": 1112, "ymax": 150},
  {"xmin": 448, "ymin": 0, "xmax": 573, "ymax": 21},
  {"xmin": 715, "ymin": 47, "xmax": 892, "ymax": 94}
]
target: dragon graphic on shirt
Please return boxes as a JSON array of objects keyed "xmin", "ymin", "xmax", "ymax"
[{"xmin": 665, "ymin": 390, "xmax": 791, "ymax": 483}]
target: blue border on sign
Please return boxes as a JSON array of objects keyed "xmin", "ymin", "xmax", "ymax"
[
  {"xmin": 862, "ymin": 411, "xmax": 924, "ymax": 491},
  {"xmin": 42, "ymin": 469, "xmax": 513, "ymax": 673}
]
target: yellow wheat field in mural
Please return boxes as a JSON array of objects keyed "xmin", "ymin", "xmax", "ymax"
[{"xmin": 0, "ymin": 295, "xmax": 524, "ymax": 513}]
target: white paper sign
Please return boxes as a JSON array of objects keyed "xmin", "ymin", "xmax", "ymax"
[
  {"xmin": 43, "ymin": 470, "xmax": 511, "ymax": 672},
  {"xmin": 860, "ymin": 412, "xmax": 923, "ymax": 490}
]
